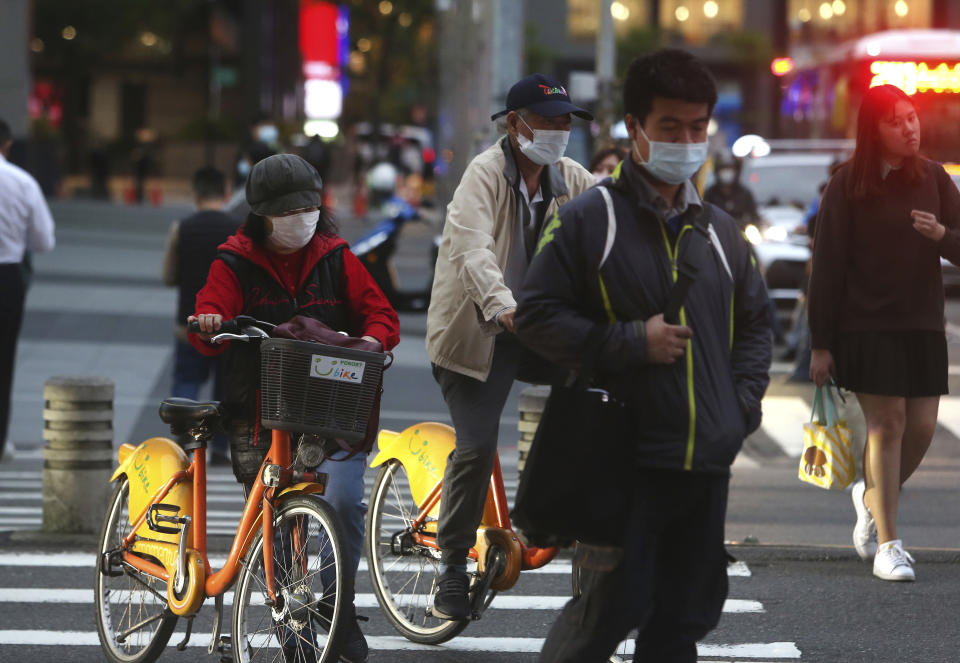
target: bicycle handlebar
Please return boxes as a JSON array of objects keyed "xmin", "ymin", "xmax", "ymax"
[{"xmin": 187, "ymin": 315, "xmax": 276, "ymax": 340}]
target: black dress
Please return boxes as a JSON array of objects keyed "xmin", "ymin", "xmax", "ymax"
[
  {"xmin": 834, "ymin": 330, "xmax": 947, "ymax": 397},
  {"xmin": 808, "ymin": 160, "xmax": 960, "ymax": 398}
]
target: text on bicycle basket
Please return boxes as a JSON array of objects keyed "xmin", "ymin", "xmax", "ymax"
[{"xmin": 310, "ymin": 355, "xmax": 366, "ymax": 384}]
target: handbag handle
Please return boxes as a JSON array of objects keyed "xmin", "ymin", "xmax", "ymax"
[{"xmin": 810, "ymin": 380, "xmax": 842, "ymax": 426}]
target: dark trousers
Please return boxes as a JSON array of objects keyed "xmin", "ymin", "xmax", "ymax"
[
  {"xmin": 538, "ymin": 469, "xmax": 730, "ymax": 663},
  {"xmin": 172, "ymin": 339, "xmax": 228, "ymax": 452},
  {"xmin": 0, "ymin": 265, "xmax": 26, "ymax": 457},
  {"xmin": 433, "ymin": 335, "xmax": 521, "ymax": 565}
]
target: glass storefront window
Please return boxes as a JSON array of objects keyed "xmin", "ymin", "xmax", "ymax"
[
  {"xmin": 659, "ymin": 0, "xmax": 744, "ymax": 43},
  {"xmin": 788, "ymin": 0, "xmax": 933, "ymax": 45},
  {"xmin": 568, "ymin": 0, "xmax": 650, "ymax": 40}
]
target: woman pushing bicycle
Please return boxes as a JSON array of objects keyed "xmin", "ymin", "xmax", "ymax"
[{"xmin": 189, "ymin": 153, "xmax": 399, "ymax": 662}]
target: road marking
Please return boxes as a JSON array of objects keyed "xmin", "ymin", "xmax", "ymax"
[
  {"xmin": 759, "ymin": 397, "xmax": 809, "ymax": 457},
  {"xmin": 0, "ymin": 630, "xmax": 800, "ymax": 657},
  {"xmin": 0, "ymin": 552, "xmax": 751, "ymax": 578},
  {"xmin": 0, "ymin": 588, "xmax": 764, "ymax": 614},
  {"xmin": 936, "ymin": 396, "xmax": 960, "ymax": 440}
]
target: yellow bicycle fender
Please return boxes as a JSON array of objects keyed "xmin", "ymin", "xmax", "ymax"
[
  {"xmin": 277, "ymin": 482, "xmax": 326, "ymax": 498},
  {"xmin": 369, "ymin": 423, "xmax": 456, "ymax": 510},
  {"xmin": 111, "ymin": 443, "xmax": 137, "ymax": 480},
  {"xmin": 113, "ymin": 437, "xmax": 194, "ymax": 546}
]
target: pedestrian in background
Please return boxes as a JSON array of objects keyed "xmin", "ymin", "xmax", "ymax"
[
  {"xmin": 226, "ymin": 140, "xmax": 276, "ymax": 222},
  {"xmin": 808, "ymin": 84, "xmax": 960, "ymax": 582},
  {"xmin": 425, "ymin": 73, "xmax": 596, "ymax": 620},
  {"xmin": 515, "ymin": 49, "xmax": 772, "ymax": 662},
  {"xmin": 704, "ymin": 151, "xmax": 758, "ymax": 230},
  {"xmin": 161, "ymin": 166, "xmax": 238, "ymax": 464},
  {"xmin": 190, "ymin": 154, "xmax": 399, "ymax": 662},
  {"xmin": 589, "ymin": 145, "xmax": 625, "ymax": 181},
  {"xmin": 0, "ymin": 118, "xmax": 55, "ymax": 461}
]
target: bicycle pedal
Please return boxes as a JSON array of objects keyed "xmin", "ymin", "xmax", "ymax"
[
  {"xmin": 146, "ymin": 503, "xmax": 186, "ymax": 535},
  {"xmin": 217, "ymin": 635, "xmax": 232, "ymax": 663}
]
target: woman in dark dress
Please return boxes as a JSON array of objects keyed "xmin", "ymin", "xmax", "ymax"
[{"xmin": 808, "ymin": 84, "xmax": 960, "ymax": 582}]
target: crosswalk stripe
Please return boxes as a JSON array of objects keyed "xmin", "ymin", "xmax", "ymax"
[
  {"xmin": 0, "ymin": 630, "xmax": 800, "ymax": 657},
  {"xmin": 0, "ymin": 552, "xmax": 752, "ymax": 578},
  {"xmin": 0, "ymin": 492, "xmax": 244, "ymax": 504},
  {"xmin": 0, "ymin": 588, "xmax": 764, "ymax": 614},
  {"xmin": 759, "ymin": 397, "xmax": 808, "ymax": 457}
]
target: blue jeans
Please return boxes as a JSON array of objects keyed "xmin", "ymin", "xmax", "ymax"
[
  {"xmin": 172, "ymin": 340, "xmax": 228, "ymax": 452},
  {"xmin": 244, "ymin": 449, "xmax": 368, "ymax": 579}
]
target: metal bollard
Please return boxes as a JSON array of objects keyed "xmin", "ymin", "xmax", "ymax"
[
  {"xmin": 517, "ymin": 385, "xmax": 550, "ymax": 475},
  {"xmin": 41, "ymin": 376, "xmax": 114, "ymax": 534}
]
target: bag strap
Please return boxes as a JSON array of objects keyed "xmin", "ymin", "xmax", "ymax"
[{"xmin": 663, "ymin": 206, "xmax": 714, "ymax": 323}]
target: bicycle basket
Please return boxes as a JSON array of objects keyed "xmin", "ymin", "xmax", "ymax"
[{"xmin": 260, "ymin": 338, "xmax": 385, "ymax": 440}]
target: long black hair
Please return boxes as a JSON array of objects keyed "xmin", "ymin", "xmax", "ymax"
[
  {"xmin": 243, "ymin": 205, "xmax": 339, "ymax": 247},
  {"xmin": 846, "ymin": 84, "xmax": 925, "ymax": 200}
]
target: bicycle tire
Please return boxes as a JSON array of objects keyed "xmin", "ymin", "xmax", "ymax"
[
  {"xmin": 232, "ymin": 494, "xmax": 347, "ymax": 663},
  {"xmin": 366, "ymin": 459, "xmax": 491, "ymax": 645},
  {"xmin": 94, "ymin": 476, "xmax": 178, "ymax": 663}
]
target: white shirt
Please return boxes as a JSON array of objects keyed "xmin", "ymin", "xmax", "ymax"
[
  {"xmin": 518, "ymin": 180, "xmax": 544, "ymax": 233},
  {"xmin": 0, "ymin": 153, "xmax": 55, "ymax": 264}
]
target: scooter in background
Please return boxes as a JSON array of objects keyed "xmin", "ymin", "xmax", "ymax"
[{"xmin": 352, "ymin": 186, "xmax": 440, "ymax": 313}]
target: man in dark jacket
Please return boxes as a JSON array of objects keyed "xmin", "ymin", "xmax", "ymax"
[
  {"xmin": 515, "ymin": 49, "xmax": 772, "ymax": 662},
  {"xmin": 161, "ymin": 167, "xmax": 238, "ymax": 463}
]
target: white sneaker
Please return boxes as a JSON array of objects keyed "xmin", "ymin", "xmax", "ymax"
[
  {"xmin": 873, "ymin": 540, "xmax": 915, "ymax": 582},
  {"xmin": 852, "ymin": 479, "xmax": 878, "ymax": 560}
]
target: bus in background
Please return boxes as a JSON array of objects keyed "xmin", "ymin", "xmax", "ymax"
[{"xmin": 781, "ymin": 29, "xmax": 960, "ymax": 162}]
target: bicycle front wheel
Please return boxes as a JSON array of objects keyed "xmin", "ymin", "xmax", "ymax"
[
  {"xmin": 366, "ymin": 459, "xmax": 481, "ymax": 645},
  {"xmin": 232, "ymin": 495, "xmax": 347, "ymax": 663},
  {"xmin": 94, "ymin": 476, "xmax": 178, "ymax": 663}
]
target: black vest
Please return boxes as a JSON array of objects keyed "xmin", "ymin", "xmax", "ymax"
[
  {"xmin": 175, "ymin": 211, "xmax": 240, "ymax": 325},
  {"xmin": 217, "ymin": 246, "xmax": 349, "ymax": 444}
]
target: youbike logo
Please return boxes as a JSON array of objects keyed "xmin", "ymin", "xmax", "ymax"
[{"xmin": 310, "ymin": 355, "xmax": 366, "ymax": 384}]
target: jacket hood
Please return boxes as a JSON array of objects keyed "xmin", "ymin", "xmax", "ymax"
[{"xmin": 218, "ymin": 228, "xmax": 348, "ymax": 288}]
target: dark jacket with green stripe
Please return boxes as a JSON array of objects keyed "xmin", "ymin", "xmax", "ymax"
[{"xmin": 514, "ymin": 156, "xmax": 772, "ymax": 475}]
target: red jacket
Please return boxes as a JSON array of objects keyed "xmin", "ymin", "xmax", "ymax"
[{"xmin": 190, "ymin": 229, "xmax": 399, "ymax": 354}]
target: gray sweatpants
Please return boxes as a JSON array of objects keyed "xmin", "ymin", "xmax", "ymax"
[{"xmin": 433, "ymin": 334, "xmax": 521, "ymax": 565}]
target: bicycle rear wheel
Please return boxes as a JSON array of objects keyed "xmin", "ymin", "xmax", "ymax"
[
  {"xmin": 366, "ymin": 459, "xmax": 491, "ymax": 645},
  {"xmin": 94, "ymin": 476, "xmax": 178, "ymax": 663},
  {"xmin": 232, "ymin": 495, "xmax": 347, "ymax": 663}
]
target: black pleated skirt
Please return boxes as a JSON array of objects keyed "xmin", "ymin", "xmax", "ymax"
[{"xmin": 834, "ymin": 330, "xmax": 948, "ymax": 397}]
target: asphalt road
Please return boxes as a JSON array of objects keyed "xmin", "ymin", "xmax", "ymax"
[{"xmin": 2, "ymin": 199, "xmax": 960, "ymax": 662}]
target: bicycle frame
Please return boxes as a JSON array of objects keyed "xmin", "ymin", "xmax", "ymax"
[
  {"xmin": 117, "ymin": 429, "xmax": 325, "ymax": 605},
  {"xmin": 407, "ymin": 454, "xmax": 559, "ymax": 572}
]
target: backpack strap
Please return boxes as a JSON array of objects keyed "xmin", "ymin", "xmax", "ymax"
[{"xmin": 597, "ymin": 186, "xmax": 618, "ymax": 270}]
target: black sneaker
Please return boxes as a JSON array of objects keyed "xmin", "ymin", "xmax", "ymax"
[{"xmin": 432, "ymin": 567, "xmax": 470, "ymax": 621}]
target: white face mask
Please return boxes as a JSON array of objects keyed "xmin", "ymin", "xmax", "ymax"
[
  {"xmin": 717, "ymin": 168, "xmax": 736, "ymax": 185},
  {"xmin": 633, "ymin": 126, "xmax": 709, "ymax": 185},
  {"xmin": 516, "ymin": 116, "xmax": 570, "ymax": 165},
  {"xmin": 268, "ymin": 210, "xmax": 319, "ymax": 251}
]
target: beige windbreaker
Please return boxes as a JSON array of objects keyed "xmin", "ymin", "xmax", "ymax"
[{"xmin": 426, "ymin": 136, "xmax": 596, "ymax": 381}]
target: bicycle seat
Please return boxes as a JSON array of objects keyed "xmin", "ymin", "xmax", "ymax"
[{"xmin": 158, "ymin": 398, "xmax": 222, "ymax": 428}]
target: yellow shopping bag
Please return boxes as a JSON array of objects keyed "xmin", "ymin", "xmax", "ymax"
[{"xmin": 799, "ymin": 383, "xmax": 855, "ymax": 490}]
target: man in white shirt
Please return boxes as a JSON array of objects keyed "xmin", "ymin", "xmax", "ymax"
[{"xmin": 0, "ymin": 119, "xmax": 55, "ymax": 459}]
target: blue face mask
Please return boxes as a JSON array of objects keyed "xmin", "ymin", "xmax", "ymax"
[
  {"xmin": 634, "ymin": 127, "xmax": 708, "ymax": 185},
  {"xmin": 257, "ymin": 124, "xmax": 279, "ymax": 145}
]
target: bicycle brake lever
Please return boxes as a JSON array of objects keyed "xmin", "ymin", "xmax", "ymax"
[{"xmin": 211, "ymin": 333, "xmax": 251, "ymax": 343}]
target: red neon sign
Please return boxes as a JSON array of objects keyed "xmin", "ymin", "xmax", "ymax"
[{"xmin": 870, "ymin": 60, "xmax": 960, "ymax": 95}]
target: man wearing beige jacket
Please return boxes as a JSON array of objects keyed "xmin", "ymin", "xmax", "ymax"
[{"xmin": 426, "ymin": 73, "xmax": 597, "ymax": 620}]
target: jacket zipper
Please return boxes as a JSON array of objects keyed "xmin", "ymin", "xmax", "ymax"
[{"xmin": 658, "ymin": 221, "xmax": 697, "ymax": 471}]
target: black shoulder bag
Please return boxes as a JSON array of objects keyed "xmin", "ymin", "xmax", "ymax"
[{"xmin": 510, "ymin": 194, "xmax": 716, "ymax": 548}]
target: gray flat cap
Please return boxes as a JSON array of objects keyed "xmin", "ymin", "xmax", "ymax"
[{"xmin": 245, "ymin": 153, "xmax": 323, "ymax": 216}]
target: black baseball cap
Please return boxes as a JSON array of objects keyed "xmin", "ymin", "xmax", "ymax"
[
  {"xmin": 491, "ymin": 73, "xmax": 593, "ymax": 121},
  {"xmin": 246, "ymin": 154, "xmax": 323, "ymax": 216}
]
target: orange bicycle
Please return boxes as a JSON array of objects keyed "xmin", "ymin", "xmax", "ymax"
[
  {"xmin": 94, "ymin": 316, "xmax": 385, "ymax": 663},
  {"xmin": 364, "ymin": 423, "xmax": 560, "ymax": 643}
]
